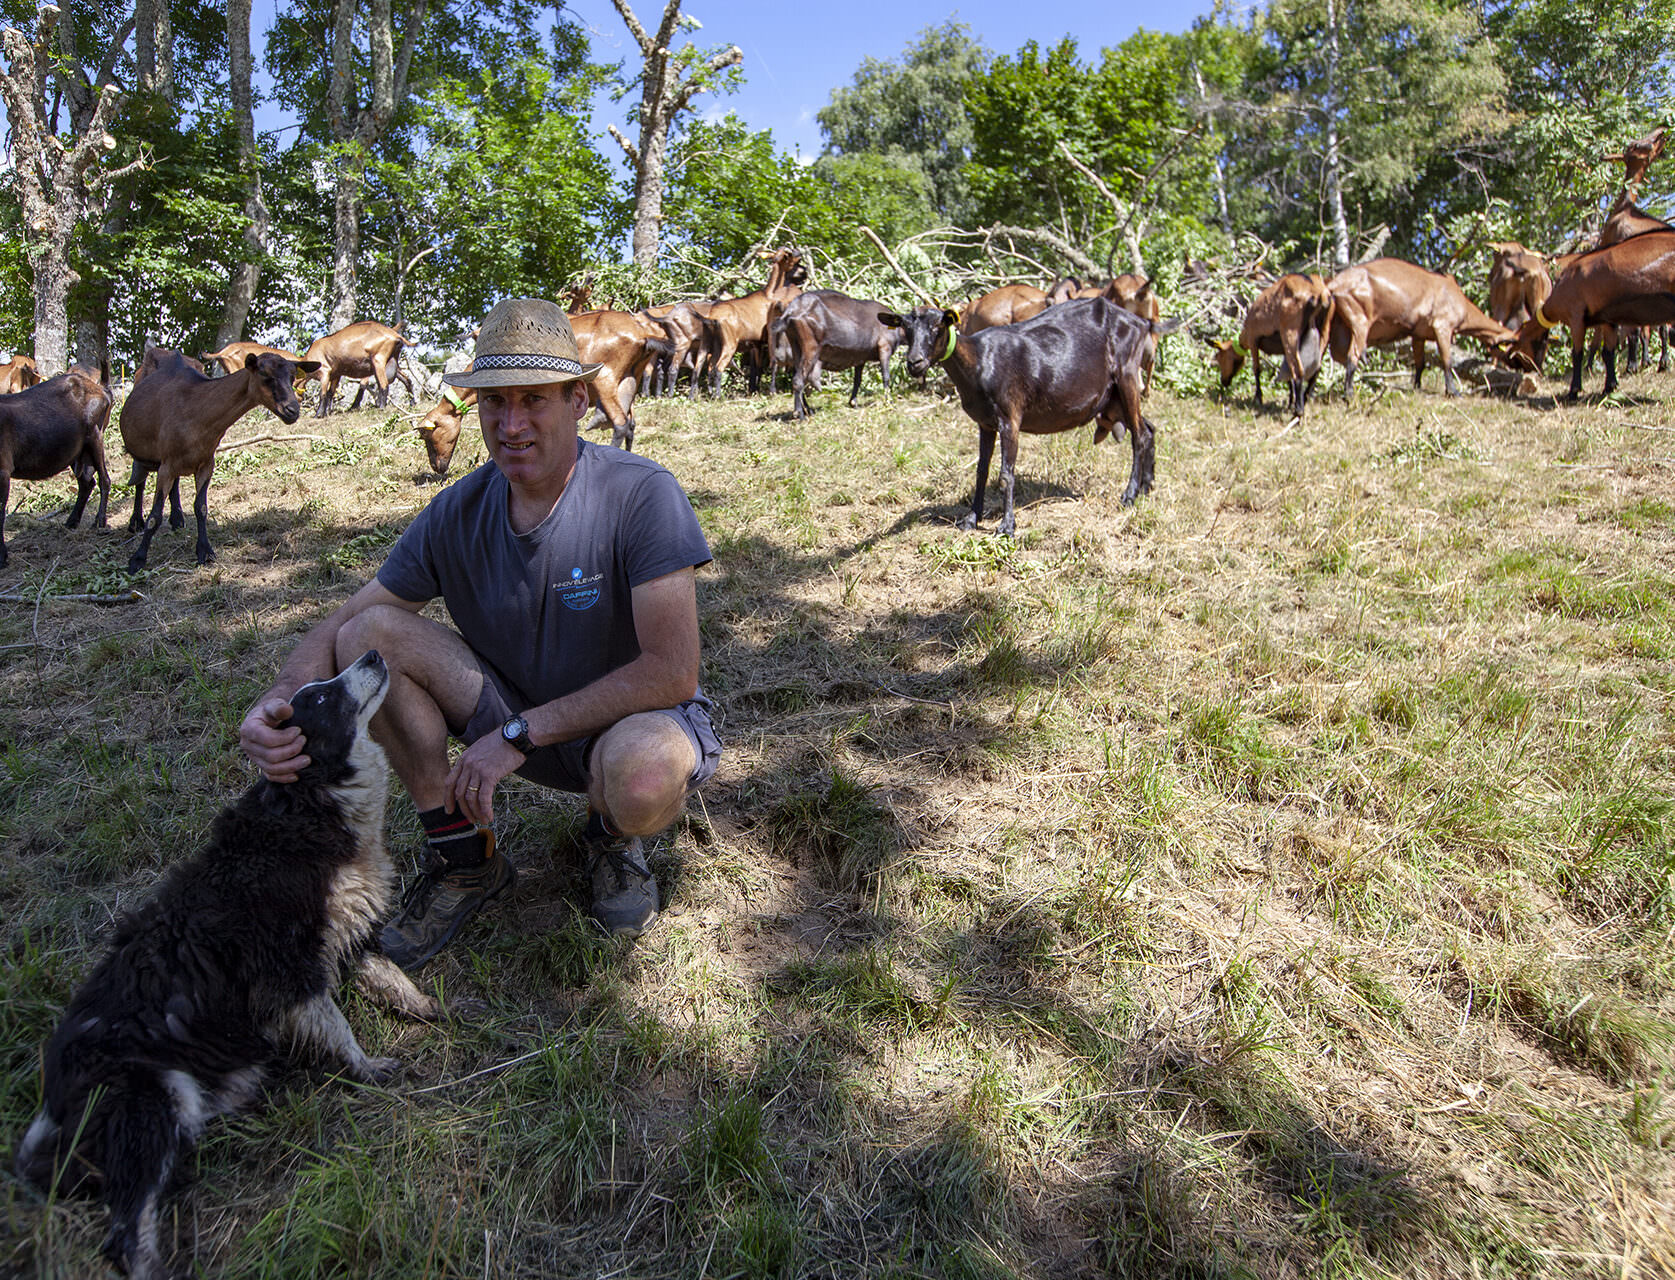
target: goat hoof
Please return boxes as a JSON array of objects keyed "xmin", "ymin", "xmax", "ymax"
[
  {"xmin": 196, "ymin": 549, "xmax": 216, "ymax": 566},
  {"xmin": 168, "ymin": 515, "xmax": 185, "ymax": 530},
  {"xmin": 957, "ymin": 514, "xmax": 979, "ymax": 532}
]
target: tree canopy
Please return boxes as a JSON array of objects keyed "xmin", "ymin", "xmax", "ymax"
[{"xmin": 0, "ymin": 0, "xmax": 1671, "ymax": 357}]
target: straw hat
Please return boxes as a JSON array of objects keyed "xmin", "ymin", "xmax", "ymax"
[{"xmin": 444, "ymin": 298, "xmax": 601, "ymax": 388}]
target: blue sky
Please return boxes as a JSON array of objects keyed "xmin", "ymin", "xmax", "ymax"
[
  {"xmin": 566, "ymin": 0, "xmax": 1218, "ymax": 160},
  {"xmin": 254, "ymin": 1, "xmax": 1220, "ymax": 160}
]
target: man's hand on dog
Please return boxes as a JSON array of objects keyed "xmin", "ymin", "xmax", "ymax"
[
  {"xmin": 240, "ymin": 696, "xmax": 309, "ymax": 783},
  {"xmin": 444, "ymin": 736, "xmax": 523, "ymax": 825}
]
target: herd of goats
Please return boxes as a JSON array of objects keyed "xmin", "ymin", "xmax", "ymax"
[{"xmin": 1, "ymin": 129, "xmax": 1673, "ymax": 564}]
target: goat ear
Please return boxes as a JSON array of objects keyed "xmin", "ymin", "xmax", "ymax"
[
  {"xmin": 244, "ymin": 353, "xmax": 259, "ymax": 369},
  {"xmin": 941, "ymin": 309, "xmax": 960, "ymax": 329},
  {"xmin": 877, "ymin": 312, "xmax": 903, "ymax": 328}
]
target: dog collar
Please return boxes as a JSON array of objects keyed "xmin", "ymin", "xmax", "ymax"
[
  {"xmin": 445, "ymin": 389, "xmax": 471, "ymax": 414},
  {"xmin": 1533, "ymin": 301, "xmax": 1558, "ymax": 331}
]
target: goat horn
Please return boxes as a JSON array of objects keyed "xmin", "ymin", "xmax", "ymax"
[{"xmin": 1533, "ymin": 301, "xmax": 1558, "ymax": 331}]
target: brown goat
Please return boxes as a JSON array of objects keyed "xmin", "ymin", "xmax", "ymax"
[
  {"xmin": 960, "ymin": 284, "xmax": 1050, "ymax": 335},
  {"xmin": 647, "ymin": 300, "xmax": 718, "ymax": 396},
  {"xmin": 703, "ymin": 249, "xmax": 808, "ymax": 393},
  {"xmin": 1604, "ymin": 126, "xmax": 1667, "ymax": 190},
  {"xmin": 120, "ymin": 349, "xmax": 319, "ymax": 570},
  {"xmin": 1212, "ymin": 273, "xmax": 1334, "ymax": 418},
  {"xmin": 1486, "ymin": 243, "xmax": 1553, "ymax": 330},
  {"xmin": 0, "ymin": 368, "xmax": 112, "ymax": 568},
  {"xmin": 303, "ymin": 321, "xmax": 412, "ymax": 417},
  {"xmin": 568, "ymin": 310, "xmax": 675, "ymax": 452},
  {"xmin": 1046, "ymin": 277, "xmax": 1104, "ymax": 304},
  {"xmin": 1503, "ymin": 230, "xmax": 1675, "ymax": 399},
  {"xmin": 415, "ymin": 381, "xmax": 477, "ymax": 476},
  {"xmin": 0, "ymin": 354, "xmax": 41, "ymax": 395},
  {"xmin": 1104, "ymin": 275, "xmax": 1162, "ymax": 390},
  {"xmin": 201, "ymin": 342, "xmax": 304, "ymax": 377},
  {"xmin": 1326, "ymin": 258, "xmax": 1514, "ymax": 396}
]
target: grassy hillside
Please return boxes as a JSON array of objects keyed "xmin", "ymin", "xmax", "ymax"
[{"xmin": 3, "ymin": 361, "xmax": 1674, "ymax": 1278}]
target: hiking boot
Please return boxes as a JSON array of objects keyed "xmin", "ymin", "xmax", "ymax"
[
  {"xmin": 586, "ymin": 831, "xmax": 659, "ymax": 939},
  {"xmin": 380, "ymin": 838, "xmax": 516, "ymax": 971}
]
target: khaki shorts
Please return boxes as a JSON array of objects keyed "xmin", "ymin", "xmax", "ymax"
[{"xmin": 461, "ymin": 658, "xmax": 721, "ymax": 795}]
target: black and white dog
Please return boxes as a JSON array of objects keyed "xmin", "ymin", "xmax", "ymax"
[{"xmin": 14, "ymin": 650, "xmax": 444, "ymax": 1280}]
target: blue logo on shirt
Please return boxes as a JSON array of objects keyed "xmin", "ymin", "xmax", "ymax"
[{"xmin": 560, "ymin": 566, "xmax": 602, "ymax": 611}]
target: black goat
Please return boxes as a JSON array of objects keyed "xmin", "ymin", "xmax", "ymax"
[
  {"xmin": 880, "ymin": 299, "xmax": 1175, "ymax": 536},
  {"xmin": 0, "ymin": 368, "xmax": 113, "ymax": 568},
  {"xmin": 770, "ymin": 290, "xmax": 905, "ymax": 418}
]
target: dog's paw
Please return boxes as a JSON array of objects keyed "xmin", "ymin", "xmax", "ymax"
[{"xmin": 354, "ymin": 1056, "xmax": 404, "ymax": 1085}]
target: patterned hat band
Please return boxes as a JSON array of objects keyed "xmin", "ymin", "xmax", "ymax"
[{"xmin": 472, "ymin": 352, "xmax": 587, "ymax": 375}]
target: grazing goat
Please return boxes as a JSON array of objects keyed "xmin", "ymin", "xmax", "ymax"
[
  {"xmin": 0, "ymin": 368, "xmax": 112, "ymax": 568},
  {"xmin": 303, "ymin": 321, "xmax": 411, "ymax": 417},
  {"xmin": 1486, "ymin": 243, "xmax": 1553, "ymax": 330},
  {"xmin": 768, "ymin": 290, "xmax": 904, "ymax": 419},
  {"xmin": 1502, "ymin": 230, "xmax": 1675, "ymax": 399},
  {"xmin": 703, "ymin": 248, "xmax": 808, "ymax": 394},
  {"xmin": 415, "ymin": 383, "xmax": 477, "ymax": 476},
  {"xmin": 119, "ymin": 350, "xmax": 319, "ymax": 570},
  {"xmin": 0, "ymin": 354, "xmax": 40, "ymax": 394},
  {"xmin": 1326, "ymin": 258, "xmax": 1514, "ymax": 396},
  {"xmin": 569, "ymin": 310, "xmax": 675, "ymax": 452},
  {"xmin": 960, "ymin": 284, "xmax": 1050, "ymax": 335},
  {"xmin": 880, "ymin": 299, "xmax": 1177, "ymax": 536},
  {"xmin": 1211, "ymin": 273, "xmax": 1335, "ymax": 418},
  {"xmin": 1592, "ymin": 195, "xmax": 1675, "ymax": 374}
]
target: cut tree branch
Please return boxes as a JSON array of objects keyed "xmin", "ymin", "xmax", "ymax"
[{"xmin": 859, "ymin": 227, "xmax": 936, "ymax": 305}]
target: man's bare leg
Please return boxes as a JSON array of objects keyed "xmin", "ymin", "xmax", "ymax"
[{"xmin": 334, "ymin": 605, "xmax": 484, "ymax": 810}]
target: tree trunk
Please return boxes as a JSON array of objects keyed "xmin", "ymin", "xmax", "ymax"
[
  {"xmin": 608, "ymin": 0, "xmax": 741, "ymax": 269},
  {"xmin": 631, "ymin": 102, "xmax": 670, "ymax": 267},
  {"xmin": 217, "ymin": 0, "xmax": 268, "ymax": 347},
  {"xmin": 322, "ymin": 0, "xmax": 428, "ymax": 328},
  {"xmin": 330, "ymin": 156, "xmax": 363, "ymax": 329},
  {"xmin": 33, "ymin": 248, "xmax": 75, "ymax": 377},
  {"xmin": 135, "ymin": 0, "xmax": 173, "ymax": 95},
  {"xmin": 1323, "ymin": 0, "xmax": 1351, "ymax": 271}
]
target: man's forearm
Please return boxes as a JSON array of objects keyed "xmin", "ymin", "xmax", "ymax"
[{"xmin": 519, "ymin": 651, "xmax": 697, "ymax": 748}]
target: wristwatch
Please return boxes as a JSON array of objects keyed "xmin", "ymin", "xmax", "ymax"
[{"xmin": 500, "ymin": 714, "xmax": 535, "ymax": 755}]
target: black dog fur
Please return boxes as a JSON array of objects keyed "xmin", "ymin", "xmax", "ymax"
[{"xmin": 13, "ymin": 650, "xmax": 443, "ymax": 1279}]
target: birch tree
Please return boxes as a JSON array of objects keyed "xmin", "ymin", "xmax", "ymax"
[
  {"xmin": 322, "ymin": 0, "xmax": 429, "ymax": 329},
  {"xmin": 0, "ymin": 7, "xmax": 145, "ymax": 376},
  {"xmin": 216, "ymin": 0, "xmax": 269, "ymax": 347},
  {"xmin": 605, "ymin": 0, "xmax": 741, "ymax": 267}
]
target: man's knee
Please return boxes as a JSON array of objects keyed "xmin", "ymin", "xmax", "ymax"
[
  {"xmin": 334, "ymin": 604, "xmax": 420, "ymax": 670},
  {"xmin": 591, "ymin": 713, "xmax": 696, "ymax": 834}
]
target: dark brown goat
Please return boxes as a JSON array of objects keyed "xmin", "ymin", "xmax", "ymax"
[
  {"xmin": 0, "ymin": 368, "xmax": 112, "ymax": 568},
  {"xmin": 119, "ymin": 350, "xmax": 319, "ymax": 570},
  {"xmin": 1502, "ymin": 230, "xmax": 1675, "ymax": 399},
  {"xmin": 769, "ymin": 290, "xmax": 904, "ymax": 419},
  {"xmin": 879, "ymin": 299, "xmax": 1176, "ymax": 536}
]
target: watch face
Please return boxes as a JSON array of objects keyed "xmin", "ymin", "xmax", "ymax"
[{"xmin": 503, "ymin": 716, "xmax": 526, "ymax": 742}]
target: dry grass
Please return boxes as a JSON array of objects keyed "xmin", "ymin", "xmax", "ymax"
[{"xmin": 3, "ymin": 355, "xmax": 1675, "ymax": 1278}]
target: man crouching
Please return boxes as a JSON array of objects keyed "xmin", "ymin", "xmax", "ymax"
[{"xmin": 240, "ymin": 297, "xmax": 720, "ymax": 967}]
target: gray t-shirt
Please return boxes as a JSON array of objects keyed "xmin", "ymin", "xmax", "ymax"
[{"xmin": 378, "ymin": 439, "xmax": 711, "ymax": 707}]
